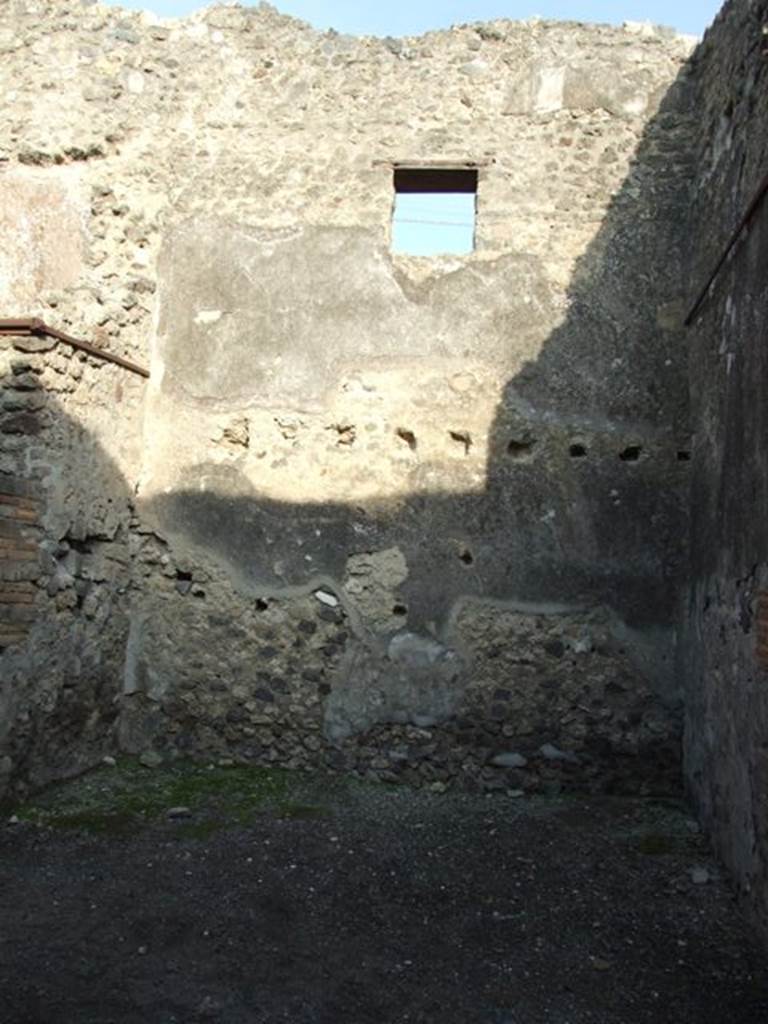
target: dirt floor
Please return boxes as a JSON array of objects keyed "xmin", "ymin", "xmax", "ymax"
[{"xmin": 0, "ymin": 761, "xmax": 766, "ymax": 1024}]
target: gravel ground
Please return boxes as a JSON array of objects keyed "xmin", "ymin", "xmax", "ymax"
[{"xmin": 0, "ymin": 761, "xmax": 766, "ymax": 1024}]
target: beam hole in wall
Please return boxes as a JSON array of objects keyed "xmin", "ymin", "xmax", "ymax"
[
  {"xmin": 619, "ymin": 445, "xmax": 642, "ymax": 462},
  {"xmin": 391, "ymin": 167, "xmax": 477, "ymax": 256},
  {"xmin": 396, "ymin": 427, "xmax": 417, "ymax": 450},
  {"xmin": 449, "ymin": 429, "xmax": 472, "ymax": 455},
  {"xmin": 392, "ymin": 603, "xmax": 408, "ymax": 617},
  {"xmin": 507, "ymin": 438, "xmax": 535, "ymax": 460},
  {"xmin": 569, "ymin": 443, "xmax": 588, "ymax": 458},
  {"xmin": 255, "ymin": 598, "xmax": 269, "ymax": 612},
  {"xmin": 65, "ymin": 535, "xmax": 92, "ymax": 555},
  {"xmin": 677, "ymin": 450, "xmax": 691, "ymax": 462},
  {"xmin": 458, "ymin": 546, "xmax": 474, "ymax": 566}
]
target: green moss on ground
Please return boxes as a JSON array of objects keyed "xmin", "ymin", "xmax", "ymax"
[{"xmin": 12, "ymin": 758, "xmax": 335, "ymax": 837}]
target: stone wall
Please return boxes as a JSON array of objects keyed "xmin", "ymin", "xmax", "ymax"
[
  {"xmin": 682, "ymin": 0, "xmax": 768, "ymax": 942},
  {"xmin": 0, "ymin": 2, "xmax": 700, "ymax": 800},
  {"xmin": 0, "ymin": 327, "xmax": 144, "ymax": 801}
]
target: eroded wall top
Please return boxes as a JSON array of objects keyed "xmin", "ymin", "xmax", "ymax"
[{"xmin": 2, "ymin": 1, "xmax": 696, "ymax": 360}]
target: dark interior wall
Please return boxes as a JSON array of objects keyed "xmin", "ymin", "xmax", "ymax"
[{"xmin": 683, "ymin": 0, "xmax": 768, "ymax": 941}]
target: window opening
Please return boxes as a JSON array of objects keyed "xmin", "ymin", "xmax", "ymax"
[{"xmin": 391, "ymin": 167, "xmax": 477, "ymax": 256}]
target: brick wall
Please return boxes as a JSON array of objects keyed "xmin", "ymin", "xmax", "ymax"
[{"xmin": 0, "ymin": 349, "xmax": 43, "ymax": 651}]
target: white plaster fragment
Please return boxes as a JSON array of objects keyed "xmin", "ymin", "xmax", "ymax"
[
  {"xmin": 623, "ymin": 21, "xmax": 656, "ymax": 36},
  {"xmin": 622, "ymin": 95, "xmax": 647, "ymax": 117},
  {"xmin": 194, "ymin": 309, "xmax": 223, "ymax": 325},
  {"xmin": 492, "ymin": 752, "xmax": 528, "ymax": 768},
  {"xmin": 126, "ymin": 70, "xmax": 145, "ymax": 94},
  {"xmin": 534, "ymin": 67, "xmax": 564, "ymax": 113}
]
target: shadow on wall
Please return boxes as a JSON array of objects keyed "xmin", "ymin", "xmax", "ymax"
[
  {"xmin": 144, "ymin": 59, "xmax": 696, "ymax": 691},
  {"xmin": 0, "ymin": 358, "xmax": 137, "ymax": 801},
  {"xmin": 0, "ymin": 49, "xmax": 699, "ymax": 801}
]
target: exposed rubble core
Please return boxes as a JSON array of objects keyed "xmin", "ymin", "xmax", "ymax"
[{"xmin": 0, "ymin": 0, "xmax": 766, "ymax": 944}]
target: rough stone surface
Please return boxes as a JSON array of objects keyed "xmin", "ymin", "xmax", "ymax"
[{"xmin": 0, "ymin": 1, "xmax": 736, "ymax": 838}]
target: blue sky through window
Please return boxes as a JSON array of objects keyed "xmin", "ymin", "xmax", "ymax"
[{"xmin": 391, "ymin": 193, "xmax": 476, "ymax": 256}]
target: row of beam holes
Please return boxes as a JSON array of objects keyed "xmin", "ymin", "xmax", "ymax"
[
  {"xmin": 260, "ymin": 431, "xmax": 692, "ymax": 582},
  {"xmin": 398, "ymin": 430, "xmax": 691, "ymax": 463},
  {"xmin": 521, "ymin": 441, "xmax": 691, "ymax": 462},
  {"xmin": 568, "ymin": 444, "xmax": 691, "ymax": 462},
  {"xmin": 454, "ymin": 444, "xmax": 692, "ymax": 570}
]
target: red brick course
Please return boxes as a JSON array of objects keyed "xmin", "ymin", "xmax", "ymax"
[{"xmin": 0, "ymin": 482, "xmax": 40, "ymax": 649}]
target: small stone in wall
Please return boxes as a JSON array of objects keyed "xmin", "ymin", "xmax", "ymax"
[
  {"xmin": 411, "ymin": 714, "xmax": 438, "ymax": 729},
  {"xmin": 139, "ymin": 750, "xmax": 163, "ymax": 768},
  {"xmin": 166, "ymin": 806, "xmax": 192, "ymax": 819},
  {"xmin": 540, "ymin": 743, "xmax": 580, "ymax": 764},
  {"xmin": 314, "ymin": 589, "xmax": 339, "ymax": 607},
  {"xmin": 214, "ymin": 417, "xmax": 249, "ymax": 449},
  {"xmin": 12, "ymin": 335, "xmax": 56, "ymax": 353},
  {"xmin": 328, "ymin": 422, "xmax": 356, "ymax": 446},
  {"xmin": 622, "ymin": 20, "xmax": 657, "ymax": 36},
  {"xmin": 492, "ymin": 752, "xmax": 528, "ymax": 769},
  {"xmin": 571, "ymin": 630, "xmax": 593, "ymax": 654}
]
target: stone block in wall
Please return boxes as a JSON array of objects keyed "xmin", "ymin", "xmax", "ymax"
[
  {"xmin": 503, "ymin": 59, "xmax": 662, "ymax": 120},
  {"xmin": 502, "ymin": 66, "xmax": 565, "ymax": 115},
  {"xmin": 563, "ymin": 64, "xmax": 655, "ymax": 118},
  {"xmin": 1, "ymin": 412, "xmax": 44, "ymax": 435},
  {"xmin": 9, "ymin": 335, "xmax": 57, "ymax": 355}
]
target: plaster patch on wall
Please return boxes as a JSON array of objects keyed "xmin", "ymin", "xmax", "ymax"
[
  {"xmin": 534, "ymin": 67, "xmax": 565, "ymax": 113},
  {"xmin": 324, "ymin": 631, "xmax": 464, "ymax": 742},
  {"xmin": 0, "ymin": 168, "xmax": 85, "ymax": 307},
  {"xmin": 343, "ymin": 547, "xmax": 409, "ymax": 634}
]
